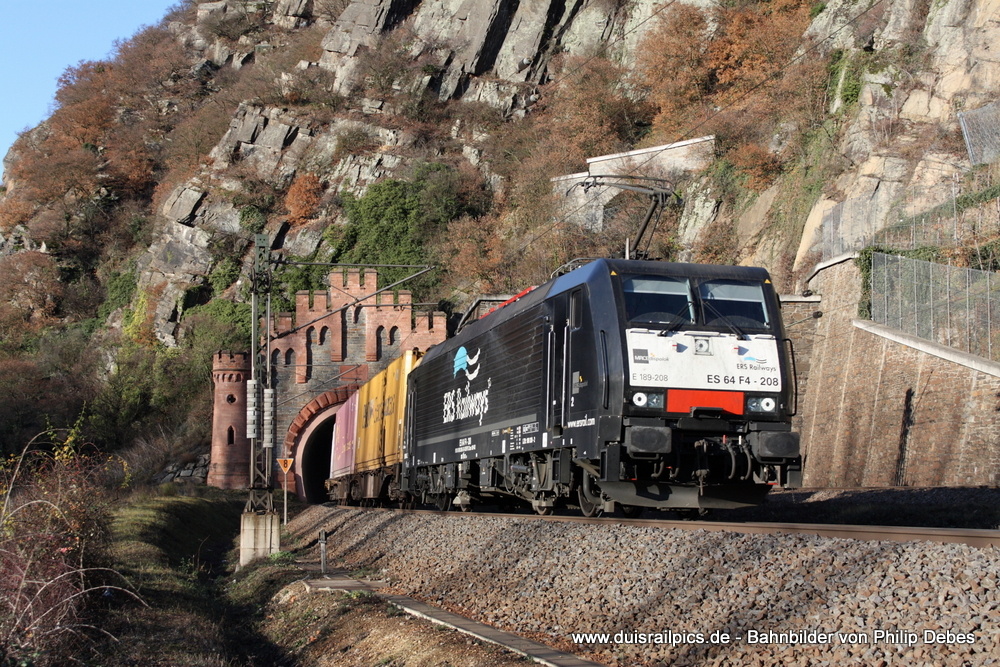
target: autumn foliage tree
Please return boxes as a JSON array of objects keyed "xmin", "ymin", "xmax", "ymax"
[
  {"xmin": 284, "ymin": 172, "xmax": 325, "ymax": 224},
  {"xmin": 634, "ymin": 4, "xmax": 712, "ymax": 139},
  {"xmin": 539, "ymin": 55, "xmax": 653, "ymax": 166},
  {"xmin": 636, "ymin": 0, "xmax": 825, "ymax": 189},
  {"xmin": 3, "ymin": 25, "xmax": 195, "ymax": 236},
  {"xmin": 0, "ymin": 252, "xmax": 63, "ymax": 346},
  {"xmin": 489, "ymin": 55, "xmax": 654, "ymax": 214}
]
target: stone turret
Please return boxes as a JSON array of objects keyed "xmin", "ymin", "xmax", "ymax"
[{"xmin": 208, "ymin": 351, "xmax": 252, "ymax": 489}]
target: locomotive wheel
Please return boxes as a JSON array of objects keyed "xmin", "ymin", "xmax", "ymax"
[
  {"xmin": 534, "ymin": 505, "xmax": 554, "ymax": 516},
  {"xmin": 434, "ymin": 494, "xmax": 452, "ymax": 512},
  {"xmin": 577, "ymin": 486, "xmax": 600, "ymax": 518}
]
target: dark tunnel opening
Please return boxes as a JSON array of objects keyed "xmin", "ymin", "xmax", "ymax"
[{"xmin": 299, "ymin": 416, "xmax": 334, "ymax": 503}]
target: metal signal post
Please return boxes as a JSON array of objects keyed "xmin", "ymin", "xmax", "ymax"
[{"xmin": 247, "ymin": 233, "xmax": 276, "ymax": 514}]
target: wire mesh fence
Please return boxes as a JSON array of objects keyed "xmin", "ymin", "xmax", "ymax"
[
  {"xmin": 959, "ymin": 101, "xmax": 1000, "ymax": 166},
  {"xmin": 870, "ymin": 252, "xmax": 1000, "ymax": 361},
  {"xmin": 821, "ymin": 173, "xmax": 1000, "ymax": 261}
]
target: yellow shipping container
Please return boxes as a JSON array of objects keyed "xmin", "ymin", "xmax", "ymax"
[{"xmin": 354, "ymin": 350, "xmax": 419, "ymax": 473}]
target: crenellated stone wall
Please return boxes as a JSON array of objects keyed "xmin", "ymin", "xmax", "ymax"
[{"xmin": 209, "ymin": 267, "xmax": 446, "ymax": 497}]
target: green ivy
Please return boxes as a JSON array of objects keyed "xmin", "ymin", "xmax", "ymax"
[
  {"xmin": 330, "ymin": 163, "xmax": 483, "ymax": 299},
  {"xmin": 182, "ymin": 299, "xmax": 253, "ymax": 346},
  {"xmin": 840, "ymin": 59, "xmax": 864, "ymax": 108},
  {"xmin": 704, "ymin": 158, "xmax": 750, "ymax": 207},
  {"xmin": 855, "ymin": 245, "xmax": 943, "ymax": 319},
  {"xmin": 239, "ymin": 206, "xmax": 268, "ymax": 234},
  {"xmin": 269, "ymin": 256, "xmax": 330, "ymax": 313},
  {"xmin": 122, "ymin": 291, "xmax": 149, "ymax": 342}
]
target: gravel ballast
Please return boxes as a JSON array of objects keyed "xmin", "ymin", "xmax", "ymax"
[{"xmin": 290, "ymin": 507, "xmax": 1000, "ymax": 666}]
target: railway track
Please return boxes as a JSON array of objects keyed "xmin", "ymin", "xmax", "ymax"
[
  {"xmin": 339, "ymin": 506, "xmax": 1000, "ymax": 548},
  {"xmin": 297, "ymin": 503, "xmax": 1000, "ymax": 666}
]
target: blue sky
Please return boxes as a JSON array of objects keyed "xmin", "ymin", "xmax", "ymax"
[{"xmin": 0, "ymin": 0, "xmax": 181, "ymax": 183}]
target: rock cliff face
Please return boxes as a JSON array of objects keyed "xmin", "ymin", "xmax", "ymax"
[
  {"xmin": 144, "ymin": 0, "xmax": 677, "ymax": 343},
  {"xmin": 788, "ymin": 0, "xmax": 1000, "ymax": 268},
  {"xmin": 4, "ymin": 0, "xmax": 1000, "ymax": 345}
]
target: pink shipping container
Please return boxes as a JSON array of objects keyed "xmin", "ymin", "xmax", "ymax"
[{"xmin": 330, "ymin": 391, "xmax": 358, "ymax": 481}]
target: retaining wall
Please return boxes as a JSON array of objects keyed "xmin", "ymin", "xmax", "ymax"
[{"xmin": 792, "ymin": 257, "xmax": 1000, "ymax": 487}]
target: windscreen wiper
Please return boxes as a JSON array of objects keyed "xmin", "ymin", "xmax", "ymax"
[
  {"xmin": 639, "ymin": 300, "xmax": 695, "ymax": 336},
  {"xmin": 700, "ymin": 299, "xmax": 749, "ymax": 340}
]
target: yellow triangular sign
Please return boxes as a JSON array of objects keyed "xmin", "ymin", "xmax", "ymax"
[{"xmin": 277, "ymin": 458, "xmax": 294, "ymax": 474}]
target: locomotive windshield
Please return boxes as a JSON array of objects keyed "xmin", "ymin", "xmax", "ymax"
[
  {"xmin": 698, "ymin": 279, "xmax": 770, "ymax": 329},
  {"xmin": 620, "ymin": 274, "xmax": 772, "ymax": 332},
  {"xmin": 621, "ymin": 276, "xmax": 694, "ymax": 326}
]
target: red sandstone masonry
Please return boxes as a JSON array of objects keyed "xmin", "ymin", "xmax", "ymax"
[
  {"xmin": 208, "ymin": 351, "xmax": 252, "ymax": 490},
  {"xmin": 210, "ymin": 267, "xmax": 446, "ymax": 498}
]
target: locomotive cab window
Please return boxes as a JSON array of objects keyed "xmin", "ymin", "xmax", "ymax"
[
  {"xmin": 621, "ymin": 276, "xmax": 694, "ymax": 326},
  {"xmin": 697, "ymin": 280, "xmax": 770, "ymax": 330}
]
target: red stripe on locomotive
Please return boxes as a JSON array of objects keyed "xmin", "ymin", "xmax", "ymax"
[{"xmin": 666, "ymin": 389, "xmax": 745, "ymax": 415}]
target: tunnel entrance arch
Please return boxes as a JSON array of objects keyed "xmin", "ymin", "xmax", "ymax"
[{"xmin": 285, "ymin": 386, "xmax": 358, "ymax": 502}]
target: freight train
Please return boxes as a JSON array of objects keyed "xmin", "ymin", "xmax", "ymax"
[{"xmin": 324, "ymin": 258, "xmax": 802, "ymax": 515}]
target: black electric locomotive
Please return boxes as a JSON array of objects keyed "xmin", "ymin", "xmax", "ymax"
[{"xmin": 400, "ymin": 259, "xmax": 801, "ymax": 514}]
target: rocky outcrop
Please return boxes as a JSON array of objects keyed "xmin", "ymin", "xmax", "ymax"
[
  {"xmin": 208, "ymin": 104, "xmax": 315, "ymax": 183},
  {"xmin": 274, "ymin": 0, "xmax": 315, "ymax": 28},
  {"xmin": 787, "ymin": 0, "xmax": 1000, "ymax": 271},
  {"xmin": 135, "ymin": 220, "xmax": 215, "ymax": 346},
  {"xmin": 153, "ymin": 454, "xmax": 211, "ymax": 484},
  {"xmin": 318, "ymin": 0, "xmax": 665, "ymax": 111},
  {"xmin": 137, "ymin": 99, "xmax": 430, "ymax": 344}
]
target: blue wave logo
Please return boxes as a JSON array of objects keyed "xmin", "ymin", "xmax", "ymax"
[
  {"xmin": 453, "ymin": 346, "xmax": 481, "ymax": 380},
  {"xmin": 743, "ymin": 355, "xmax": 768, "ymax": 364}
]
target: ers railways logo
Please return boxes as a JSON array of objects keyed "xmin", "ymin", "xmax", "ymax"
[
  {"xmin": 453, "ymin": 346, "xmax": 481, "ymax": 379},
  {"xmin": 443, "ymin": 346, "xmax": 490, "ymax": 425}
]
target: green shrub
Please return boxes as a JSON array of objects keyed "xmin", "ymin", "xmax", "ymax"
[
  {"xmin": 267, "ymin": 551, "xmax": 297, "ymax": 564},
  {"xmin": 210, "ymin": 257, "xmax": 242, "ymax": 295},
  {"xmin": 182, "ymin": 299, "xmax": 253, "ymax": 347},
  {"xmin": 330, "ymin": 162, "xmax": 489, "ymax": 300},
  {"xmin": 239, "ymin": 206, "xmax": 268, "ymax": 234},
  {"xmin": 269, "ymin": 255, "xmax": 330, "ymax": 313},
  {"xmin": 99, "ymin": 266, "xmax": 138, "ymax": 321}
]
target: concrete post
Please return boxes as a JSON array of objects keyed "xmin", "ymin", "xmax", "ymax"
[{"xmin": 239, "ymin": 511, "xmax": 281, "ymax": 566}]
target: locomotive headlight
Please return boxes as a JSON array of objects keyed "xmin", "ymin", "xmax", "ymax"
[
  {"xmin": 632, "ymin": 391, "xmax": 664, "ymax": 409},
  {"xmin": 746, "ymin": 396, "xmax": 777, "ymax": 413}
]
